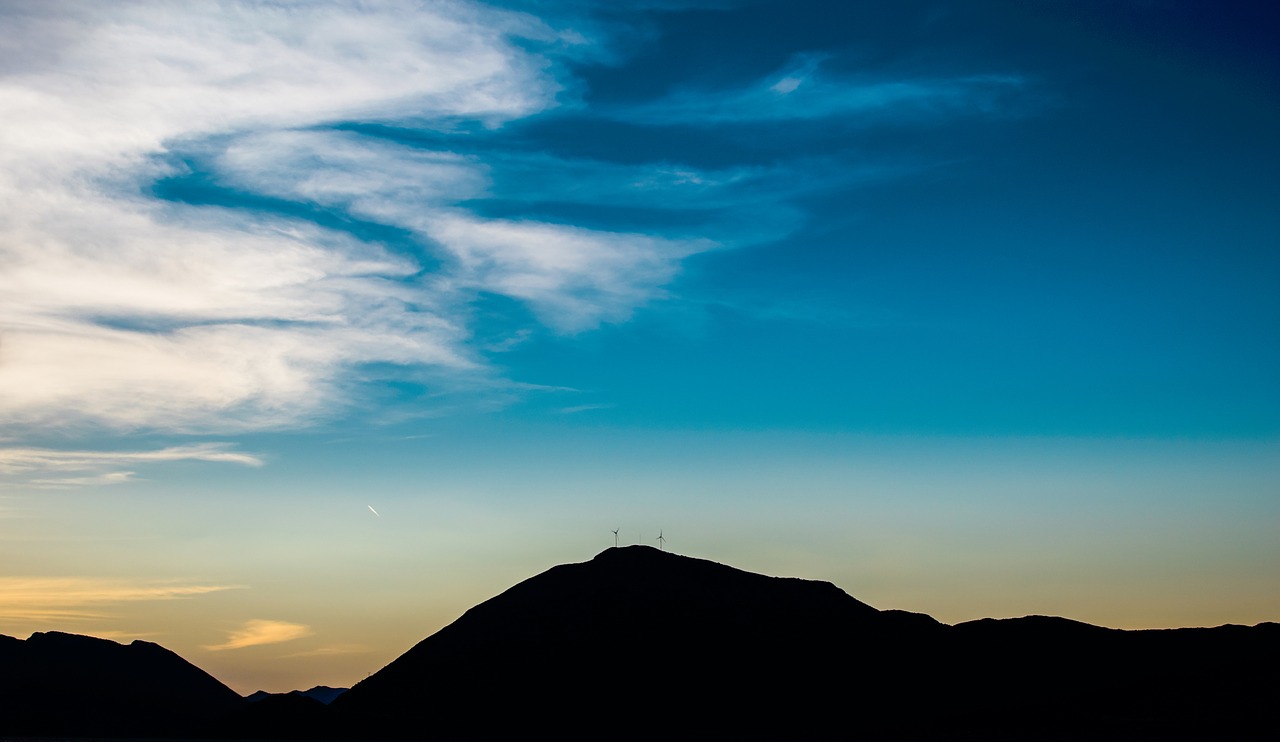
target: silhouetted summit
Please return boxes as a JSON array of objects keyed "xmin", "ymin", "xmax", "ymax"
[
  {"xmin": 0, "ymin": 630, "xmax": 241, "ymax": 737},
  {"xmin": 337, "ymin": 545, "xmax": 919, "ymax": 739},
  {"xmin": 333, "ymin": 546, "xmax": 1278, "ymax": 741}
]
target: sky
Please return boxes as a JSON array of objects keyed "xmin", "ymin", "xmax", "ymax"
[{"xmin": 1, "ymin": 0, "xmax": 1277, "ymax": 693}]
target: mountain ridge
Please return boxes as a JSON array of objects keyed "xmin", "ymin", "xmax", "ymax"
[
  {"xmin": 3, "ymin": 547, "xmax": 1276, "ymax": 740},
  {"xmin": 0, "ymin": 629, "xmax": 243, "ymax": 737},
  {"xmin": 332, "ymin": 546, "xmax": 1279, "ymax": 740}
]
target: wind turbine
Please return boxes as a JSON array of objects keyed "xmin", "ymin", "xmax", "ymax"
[
  {"xmin": 611, "ymin": 528, "xmax": 619, "ymax": 547},
  {"xmin": 656, "ymin": 530, "xmax": 666, "ymax": 551}
]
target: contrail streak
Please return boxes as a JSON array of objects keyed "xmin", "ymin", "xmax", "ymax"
[{"xmin": 367, "ymin": 505, "xmax": 381, "ymax": 518}]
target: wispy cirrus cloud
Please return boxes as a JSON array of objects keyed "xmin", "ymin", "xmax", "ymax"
[
  {"xmin": 0, "ymin": 1, "xmax": 573, "ymax": 435},
  {"xmin": 0, "ymin": 3, "xmax": 1029, "ymax": 445},
  {"xmin": 214, "ymin": 130, "xmax": 716, "ymax": 333},
  {"xmin": 29, "ymin": 472, "xmax": 142, "ymax": 488},
  {"xmin": 558, "ymin": 403, "xmax": 616, "ymax": 415},
  {"xmin": 615, "ymin": 53, "xmax": 1027, "ymax": 126},
  {"xmin": 0, "ymin": 1, "xmax": 725, "ymax": 437},
  {"xmin": 0, "ymin": 444, "xmax": 263, "ymax": 474},
  {"xmin": 206, "ymin": 619, "xmax": 313, "ymax": 651},
  {"xmin": 0, "ymin": 577, "xmax": 238, "ymax": 623},
  {"xmin": 0, "ymin": 443, "xmax": 262, "ymax": 487}
]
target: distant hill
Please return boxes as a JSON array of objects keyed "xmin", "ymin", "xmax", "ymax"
[
  {"xmin": 232, "ymin": 683, "xmax": 349, "ymax": 737},
  {"xmin": 247, "ymin": 685, "xmax": 348, "ymax": 705},
  {"xmin": 0, "ymin": 630, "xmax": 243, "ymax": 737},
  {"xmin": 333, "ymin": 545, "xmax": 1279, "ymax": 740},
  {"xmin": 230, "ymin": 688, "xmax": 334, "ymax": 740}
]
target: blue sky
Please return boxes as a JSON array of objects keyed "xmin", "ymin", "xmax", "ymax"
[{"xmin": 1, "ymin": 0, "xmax": 1277, "ymax": 692}]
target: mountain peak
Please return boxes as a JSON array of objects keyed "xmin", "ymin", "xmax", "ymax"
[
  {"xmin": 591, "ymin": 542, "xmax": 666, "ymax": 558},
  {"xmin": 335, "ymin": 546, "xmax": 888, "ymax": 738}
]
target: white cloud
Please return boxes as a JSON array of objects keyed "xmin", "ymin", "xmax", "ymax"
[
  {"xmin": 616, "ymin": 53, "xmax": 1025, "ymax": 126},
  {"xmin": 217, "ymin": 130, "xmax": 489, "ymax": 209},
  {"xmin": 29, "ymin": 472, "xmax": 140, "ymax": 488},
  {"xmin": 0, "ymin": 443, "xmax": 263, "ymax": 487},
  {"xmin": 0, "ymin": 1, "xmax": 592, "ymax": 434},
  {"xmin": 0, "ymin": 443, "xmax": 263, "ymax": 473},
  {"xmin": 0, "ymin": 577, "xmax": 238, "ymax": 622},
  {"xmin": 558, "ymin": 403, "xmax": 615, "ymax": 415},
  {"xmin": 771, "ymin": 76, "xmax": 804, "ymax": 94},
  {"xmin": 0, "ymin": 1, "xmax": 551, "ymax": 164},
  {"xmin": 425, "ymin": 213, "xmax": 712, "ymax": 333},
  {"xmin": 215, "ymin": 129, "xmax": 717, "ymax": 333},
  {"xmin": 205, "ymin": 619, "xmax": 313, "ymax": 651}
]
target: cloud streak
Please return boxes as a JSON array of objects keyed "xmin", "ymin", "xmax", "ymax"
[
  {"xmin": 615, "ymin": 54, "xmax": 1026, "ymax": 126},
  {"xmin": 0, "ymin": 577, "xmax": 238, "ymax": 622},
  {"xmin": 214, "ymin": 130, "xmax": 717, "ymax": 333},
  {"xmin": 281, "ymin": 643, "xmax": 371, "ymax": 658},
  {"xmin": 0, "ymin": 443, "xmax": 263, "ymax": 487},
  {"xmin": 205, "ymin": 619, "xmax": 314, "ymax": 651},
  {"xmin": 0, "ymin": 444, "xmax": 263, "ymax": 473}
]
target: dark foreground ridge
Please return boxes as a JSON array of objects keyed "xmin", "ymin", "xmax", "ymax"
[
  {"xmin": 3, "ymin": 546, "xmax": 1277, "ymax": 740},
  {"xmin": 0, "ymin": 630, "xmax": 242, "ymax": 737}
]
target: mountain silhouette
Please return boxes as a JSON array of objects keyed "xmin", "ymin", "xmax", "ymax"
[
  {"xmin": 3, "ymin": 548, "xmax": 1275, "ymax": 740},
  {"xmin": 246, "ymin": 685, "xmax": 348, "ymax": 705},
  {"xmin": 232, "ymin": 685, "xmax": 350, "ymax": 739},
  {"xmin": 0, "ymin": 630, "xmax": 242, "ymax": 737},
  {"xmin": 333, "ymin": 545, "xmax": 1278, "ymax": 741},
  {"xmin": 335, "ymin": 545, "xmax": 922, "ymax": 738}
]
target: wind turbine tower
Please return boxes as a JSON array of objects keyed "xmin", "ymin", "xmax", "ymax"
[
  {"xmin": 611, "ymin": 528, "xmax": 619, "ymax": 548},
  {"xmin": 656, "ymin": 530, "xmax": 666, "ymax": 551}
]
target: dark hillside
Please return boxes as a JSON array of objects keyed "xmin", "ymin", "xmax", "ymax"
[
  {"xmin": 4, "ymin": 549, "xmax": 1274, "ymax": 740},
  {"xmin": 334, "ymin": 546, "xmax": 1278, "ymax": 741},
  {"xmin": 0, "ymin": 630, "xmax": 243, "ymax": 737},
  {"xmin": 336, "ymin": 546, "xmax": 948, "ymax": 739}
]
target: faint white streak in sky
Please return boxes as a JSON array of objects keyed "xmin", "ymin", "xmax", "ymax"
[
  {"xmin": 771, "ymin": 76, "xmax": 803, "ymax": 94},
  {"xmin": 29, "ymin": 471, "xmax": 139, "ymax": 488},
  {"xmin": 0, "ymin": 578, "xmax": 240, "ymax": 622},
  {"xmin": 279, "ymin": 643, "xmax": 371, "ymax": 658},
  {"xmin": 484, "ymin": 328, "xmax": 534, "ymax": 353},
  {"xmin": 616, "ymin": 52, "xmax": 1025, "ymax": 126},
  {"xmin": 0, "ymin": 443, "xmax": 262, "ymax": 487},
  {"xmin": 558, "ymin": 404, "xmax": 616, "ymax": 415},
  {"xmin": 0, "ymin": 443, "xmax": 264, "ymax": 472},
  {"xmin": 205, "ymin": 619, "xmax": 313, "ymax": 651}
]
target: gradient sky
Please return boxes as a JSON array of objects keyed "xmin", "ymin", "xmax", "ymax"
[{"xmin": 1, "ymin": 0, "xmax": 1277, "ymax": 693}]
